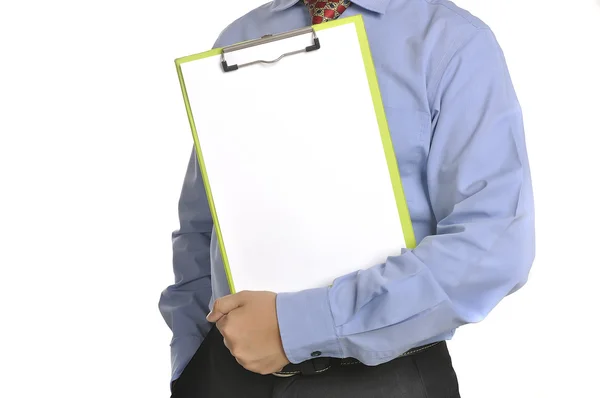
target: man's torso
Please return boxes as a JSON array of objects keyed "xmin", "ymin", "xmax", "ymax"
[{"xmin": 208, "ymin": 0, "xmax": 489, "ymax": 309}]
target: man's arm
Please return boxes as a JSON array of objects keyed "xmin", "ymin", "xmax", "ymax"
[
  {"xmin": 276, "ymin": 27, "xmax": 535, "ymax": 364},
  {"xmin": 159, "ymin": 149, "xmax": 213, "ymax": 386}
]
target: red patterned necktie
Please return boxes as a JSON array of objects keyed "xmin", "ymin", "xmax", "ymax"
[{"xmin": 303, "ymin": 0, "xmax": 352, "ymax": 24}]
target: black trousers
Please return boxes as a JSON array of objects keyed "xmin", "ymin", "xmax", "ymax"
[{"xmin": 172, "ymin": 326, "xmax": 461, "ymax": 398}]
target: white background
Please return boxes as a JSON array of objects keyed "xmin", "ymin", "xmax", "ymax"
[{"xmin": 0, "ymin": 1, "xmax": 598, "ymax": 397}]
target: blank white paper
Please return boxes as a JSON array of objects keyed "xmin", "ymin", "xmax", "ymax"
[{"xmin": 180, "ymin": 22, "xmax": 407, "ymax": 293}]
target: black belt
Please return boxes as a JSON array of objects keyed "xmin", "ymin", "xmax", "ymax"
[{"xmin": 272, "ymin": 341, "xmax": 441, "ymax": 377}]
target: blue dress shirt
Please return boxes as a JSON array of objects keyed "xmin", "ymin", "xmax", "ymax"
[{"xmin": 159, "ymin": 0, "xmax": 535, "ymax": 384}]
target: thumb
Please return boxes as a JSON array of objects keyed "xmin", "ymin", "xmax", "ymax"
[{"xmin": 206, "ymin": 293, "xmax": 245, "ymax": 322}]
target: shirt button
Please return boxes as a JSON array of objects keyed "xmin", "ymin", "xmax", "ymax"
[{"xmin": 311, "ymin": 351, "xmax": 322, "ymax": 357}]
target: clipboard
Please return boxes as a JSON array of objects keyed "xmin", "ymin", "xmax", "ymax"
[{"xmin": 175, "ymin": 15, "xmax": 416, "ymax": 294}]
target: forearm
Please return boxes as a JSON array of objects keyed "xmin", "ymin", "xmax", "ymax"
[
  {"xmin": 160, "ymin": 231, "xmax": 213, "ymax": 381},
  {"xmin": 277, "ymin": 207, "xmax": 534, "ymax": 364},
  {"xmin": 159, "ymin": 149, "xmax": 214, "ymax": 382}
]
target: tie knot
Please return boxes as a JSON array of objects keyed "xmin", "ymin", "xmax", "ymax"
[{"xmin": 303, "ymin": 0, "xmax": 352, "ymax": 24}]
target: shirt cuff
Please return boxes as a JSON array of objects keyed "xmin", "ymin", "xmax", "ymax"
[
  {"xmin": 170, "ymin": 335, "xmax": 202, "ymax": 386},
  {"xmin": 276, "ymin": 286, "xmax": 344, "ymax": 364}
]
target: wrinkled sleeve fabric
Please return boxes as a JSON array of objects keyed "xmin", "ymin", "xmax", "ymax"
[
  {"xmin": 276, "ymin": 28, "xmax": 535, "ymax": 365},
  {"xmin": 159, "ymin": 149, "xmax": 214, "ymax": 385}
]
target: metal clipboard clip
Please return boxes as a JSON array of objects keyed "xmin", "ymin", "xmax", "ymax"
[{"xmin": 220, "ymin": 26, "xmax": 321, "ymax": 72}]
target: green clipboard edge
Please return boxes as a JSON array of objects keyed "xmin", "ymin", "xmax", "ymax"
[{"xmin": 175, "ymin": 14, "xmax": 417, "ymax": 295}]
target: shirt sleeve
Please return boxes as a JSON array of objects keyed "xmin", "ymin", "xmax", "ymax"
[
  {"xmin": 276, "ymin": 28, "xmax": 536, "ymax": 365},
  {"xmin": 158, "ymin": 148, "xmax": 214, "ymax": 384}
]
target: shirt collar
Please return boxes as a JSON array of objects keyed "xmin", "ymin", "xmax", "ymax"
[{"xmin": 270, "ymin": 0, "xmax": 392, "ymax": 15}]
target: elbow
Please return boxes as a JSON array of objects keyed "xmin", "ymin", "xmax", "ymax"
[
  {"xmin": 507, "ymin": 239, "xmax": 535, "ymax": 297},
  {"xmin": 498, "ymin": 184, "xmax": 535, "ymax": 290},
  {"xmin": 452, "ymin": 213, "xmax": 535, "ymax": 324},
  {"xmin": 513, "ymin": 209, "xmax": 536, "ymax": 286}
]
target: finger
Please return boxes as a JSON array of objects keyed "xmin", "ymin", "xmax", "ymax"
[
  {"xmin": 235, "ymin": 356, "xmax": 251, "ymax": 370},
  {"xmin": 207, "ymin": 309, "xmax": 226, "ymax": 323},
  {"xmin": 215, "ymin": 315, "xmax": 228, "ymax": 335},
  {"xmin": 206, "ymin": 292, "xmax": 246, "ymax": 322},
  {"xmin": 238, "ymin": 360, "xmax": 266, "ymax": 375},
  {"xmin": 222, "ymin": 337, "xmax": 232, "ymax": 352}
]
